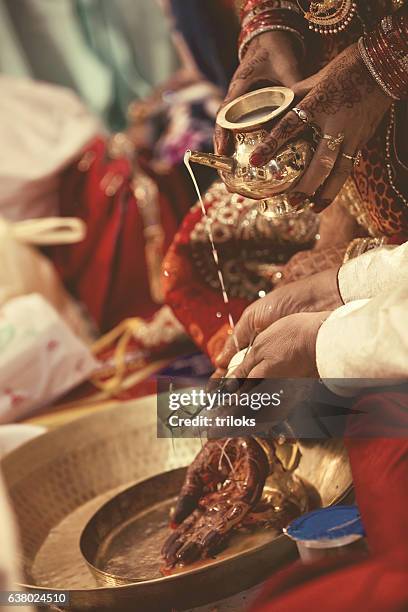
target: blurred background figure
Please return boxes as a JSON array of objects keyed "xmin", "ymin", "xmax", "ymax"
[
  {"xmin": 0, "ymin": 0, "xmax": 240, "ymax": 420},
  {"xmin": 0, "ymin": 0, "xmax": 178, "ymax": 130}
]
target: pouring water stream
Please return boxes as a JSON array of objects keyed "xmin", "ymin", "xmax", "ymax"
[{"xmin": 184, "ymin": 150, "xmax": 240, "ymax": 354}]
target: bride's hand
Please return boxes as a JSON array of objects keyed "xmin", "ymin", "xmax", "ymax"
[
  {"xmin": 162, "ymin": 437, "xmax": 270, "ymax": 568},
  {"xmin": 249, "ymin": 43, "xmax": 392, "ymax": 210},
  {"xmin": 216, "ymin": 267, "xmax": 342, "ymax": 372},
  {"xmin": 215, "ymin": 31, "xmax": 303, "ymax": 155}
]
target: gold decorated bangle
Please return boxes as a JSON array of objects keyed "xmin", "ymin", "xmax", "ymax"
[
  {"xmin": 253, "ymin": 437, "xmax": 277, "ymax": 474},
  {"xmin": 343, "ymin": 237, "xmax": 387, "ymax": 263},
  {"xmin": 239, "ymin": 24, "xmax": 305, "ymax": 60}
]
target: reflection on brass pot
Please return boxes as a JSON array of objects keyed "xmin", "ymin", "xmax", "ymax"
[{"xmin": 188, "ymin": 87, "xmax": 313, "ymax": 206}]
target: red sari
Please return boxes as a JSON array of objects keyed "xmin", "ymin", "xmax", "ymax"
[
  {"xmin": 49, "ymin": 136, "xmax": 192, "ymax": 332},
  {"xmin": 252, "ymin": 389, "xmax": 408, "ymax": 612}
]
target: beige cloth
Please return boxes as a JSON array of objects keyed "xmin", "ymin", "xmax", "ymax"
[
  {"xmin": 0, "ymin": 75, "xmax": 100, "ymax": 221},
  {"xmin": 317, "ymin": 242, "xmax": 408, "ymax": 396}
]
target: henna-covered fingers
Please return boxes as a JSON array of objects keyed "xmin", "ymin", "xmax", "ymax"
[
  {"xmin": 162, "ymin": 438, "xmax": 269, "ymax": 569},
  {"xmin": 250, "ymin": 42, "xmax": 391, "ymax": 186},
  {"xmin": 170, "ymin": 454, "xmax": 208, "ymax": 525},
  {"xmin": 249, "ymin": 111, "xmax": 305, "ymax": 166}
]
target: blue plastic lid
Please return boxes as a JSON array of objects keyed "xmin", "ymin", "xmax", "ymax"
[{"xmin": 285, "ymin": 505, "xmax": 365, "ymax": 542}]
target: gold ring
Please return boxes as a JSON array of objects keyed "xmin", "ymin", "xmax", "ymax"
[
  {"xmin": 322, "ymin": 132, "xmax": 345, "ymax": 151},
  {"xmin": 342, "ymin": 150, "xmax": 362, "ymax": 168}
]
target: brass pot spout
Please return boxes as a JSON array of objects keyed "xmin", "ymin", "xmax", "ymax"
[{"xmin": 187, "ymin": 150, "xmax": 234, "ymax": 174}]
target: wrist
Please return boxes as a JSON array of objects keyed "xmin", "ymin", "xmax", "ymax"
[
  {"xmin": 309, "ymin": 267, "xmax": 343, "ymax": 311},
  {"xmin": 242, "ymin": 31, "xmax": 303, "ymax": 85},
  {"xmin": 306, "ymin": 311, "xmax": 331, "ymax": 376},
  {"xmin": 239, "ymin": 4, "xmax": 307, "ymax": 61}
]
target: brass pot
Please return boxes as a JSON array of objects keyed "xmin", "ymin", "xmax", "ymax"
[{"xmin": 188, "ymin": 87, "xmax": 313, "ymax": 216}]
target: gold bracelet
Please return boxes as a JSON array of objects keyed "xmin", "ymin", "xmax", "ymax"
[
  {"xmin": 253, "ymin": 437, "xmax": 277, "ymax": 474},
  {"xmin": 343, "ymin": 236, "xmax": 387, "ymax": 263}
]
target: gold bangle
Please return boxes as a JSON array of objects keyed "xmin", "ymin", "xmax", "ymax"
[
  {"xmin": 343, "ymin": 236, "xmax": 387, "ymax": 263},
  {"xmin": 253, "ymin": 437, "xmax": 277, "ymax": 474}
]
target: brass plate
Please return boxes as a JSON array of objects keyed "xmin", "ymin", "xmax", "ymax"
[
  {"xmin": 1, "ymin": 398, "xmax": 352, "ymax": 611},
  {"xmin": 80, "ymin": 468, "xmax": 293, "ymax": 586}
]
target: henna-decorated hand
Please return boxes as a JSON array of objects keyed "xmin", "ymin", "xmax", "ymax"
[
  {"xmin": 162, "ymin": 437, "xmax": 271, "ymax": 569},
  {"xmin": 215, "ymin": 31, "xmax": 303, "ymax": 155},
  {"xmin": 215, "ymin": 267, "xmax": 342, "ymax": 372},
  {"xmin": 249, "ymin": 43, "xmax": 393, "ymax": 210}
]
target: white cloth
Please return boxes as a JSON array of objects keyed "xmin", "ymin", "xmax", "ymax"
[
  {"xmin": 0, "ymin": 294, "xmax": 98, "ymax": 423},
  {"xmin": 317, "ymin": 242, "xmax": 408, "ymax": 395},
  {"xmin": 338, "ymin": 242, "xmax": 408, "ymax": 302},
  {"xmin": 0, "ymin": 75, "xmax": 101, "ymax": 221},
  {"xmin": 316, "ymin": 286, "xmax": 408, "ymax": 396}
]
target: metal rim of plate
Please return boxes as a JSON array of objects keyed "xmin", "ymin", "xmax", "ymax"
[{"xmin": 1, "ymin": 399, "xmax": 353, "ymax": 611}]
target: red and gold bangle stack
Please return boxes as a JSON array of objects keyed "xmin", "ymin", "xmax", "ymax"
[
  {"xmin": 358, "ymin": 10, "xmax": 408, "ymax": 100},
  {"xmin": 238, "ymin": 0, "xmax": 306, "ymax": 61},
  {"xmin": 240, "ymin": 0, "xmax": 301, "ymax": 22}
]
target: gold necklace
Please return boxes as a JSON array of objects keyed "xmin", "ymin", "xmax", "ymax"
[{"xmin": 298, "ymin": 0, "xmax": 357, "ymax": 34}]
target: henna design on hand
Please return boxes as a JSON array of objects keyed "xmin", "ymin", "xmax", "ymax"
[
  {"xmin": 161, "ymin": 437, "xmax": 270, "ymax": 569},
  {"xmin": 250, "ymin": 43, "xmax": 391, "ymax": 170},
  {"xmin": 303, "ymin": 46, "xmax": 377, "ymax": 117}
]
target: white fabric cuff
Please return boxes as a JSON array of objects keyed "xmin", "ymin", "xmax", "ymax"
[{"xmin": 338, "ymin": 243, "xmax": 407, "ymax": 303}]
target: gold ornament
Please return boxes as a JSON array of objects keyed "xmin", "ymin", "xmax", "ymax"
[{"xmin": 301, "ymin": 0, "xmax": 357, "ymax": 35}]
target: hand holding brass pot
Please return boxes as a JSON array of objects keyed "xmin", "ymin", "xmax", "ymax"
[{"xmin": 188, "ymin": 87, "xmax": 314, "ymax": 217}]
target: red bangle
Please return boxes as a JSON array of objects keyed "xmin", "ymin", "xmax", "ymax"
[
  {"xmin": 240, "ymin": 9, "xmax": 306, "ymax": 39},
  {"xmin": 241, "ymin": 0, "xmax": 301, "ymax": 21},
  {"xmin": 370, "ymin": 33, "xmax": 404, "ymax": 95},
  {"xmin": 362, "ymin": 20, "xmax": 408, "ymax": 100},
  {"xmin": 377, "ymin": 28, "xmax": 408, "ymax": 89},
  {"xmin": 242, "ymin": 7, "xmax": 305, "ymax": 27},
  {"xmin": 377, "ymin": 30, "xmax": 408, "ymax": 88},
  {"xmin": 239, "ymin": 18, "xmax": 305, "ymax": 52}
]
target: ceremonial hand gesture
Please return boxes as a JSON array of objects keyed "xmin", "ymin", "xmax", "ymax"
[
  {"xmin": 216, "ymin": 268, "xmax": 341, "ymax": 373},
  {"xmin": 249, "ymin": 43, "xmax": 392, "ymax": 210},
  {"xmin": 227, "ymin": 311, "xmax": 330, "ymax": 379}
]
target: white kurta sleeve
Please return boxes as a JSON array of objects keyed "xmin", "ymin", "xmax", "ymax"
[
  {"xmin": 338, "ymin": 241, "xmax": 408, "ymax": 303},
  {"xmin": 316, "ymin": 284, "xmax": 408, "ymax": 396}
]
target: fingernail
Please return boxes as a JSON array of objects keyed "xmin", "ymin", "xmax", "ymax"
[
  {"xmin": 215, "ymin": 352, "xmax": 224, "ymax": 365},
  {"xmin": 177, "ymin": 541, "xmax": 200, "ymax": 563},
  {"xmin": 314, "ymin": 198, "xmax": 332, "ymax": 212},
  {"xmin": 249, "ymin": 152, "xmax": 266, "ymax": 167},
  {"xmin": 288, "ymin": 192, "xmax": 308, "ymax": 206}
]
